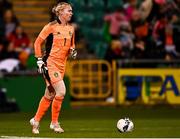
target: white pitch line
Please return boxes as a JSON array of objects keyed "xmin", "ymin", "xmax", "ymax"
[
  {"xmin": 1, "ymin": 136, "xmax": 180, "ymax": 139},
  {"xmin": 1, "ymin": 136, "xmax": 55, "ymax": 139}
]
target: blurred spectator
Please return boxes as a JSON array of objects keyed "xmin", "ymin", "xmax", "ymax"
[
  {"xmin": 172, "ymin": 14, "xmax": 180, "ymax": 54},
  {"xmin": 133, "ymin": 39, "xmax": 145, "ymax": 59},
  {"xmin": 0, "ymin": 58, "xmax": 20, "ymax": 72},
  {"xmin": 145, "ymin": 0, "xmax": 166, "ymax": 22},
  {"xmin": 0, "ymin": 38, "xmax": 22, "ymax": 63},
  {"xmin": 152, "ymin": 13, "xmax": 167, "ymax": 48},
  {"xmin": 124, "ymin": 0, "xmax": 138, "ymax": 21},
  {"xmin": 164, "ymin": 12, "xmax": 180, "ymax": 59},
  {"xmin": 119, "ymin": 24, "xmax": 134, "ymax": 58},
  {"xmin": 105, "ymin": 40, "xmax": 122, "ymax": 61},
  {"xmin": 104, "ymin": 7, "xmax": 128, "ymax": 39},
  {"xmin": 130, "ymin": 9, "xmax": 149, "ymax": 40},
  {"xmin": 7, "ymin": 25, "xmax": 32, "ymax": 66},
  {"xmin": 0, "ymin": 0, "xmax": 12, "ymax": 16},
  {"xmin": 3, "ymin": 9, "xmax": 19, "ymax": 37},
  {"xmin": 103, "ymin": 0, "xmax": 180, "ymax": 60},
  {"xmin": 0, "ymin": 0, "xmax": 13, "ymax": 38},
  {"xmin": 139, "ymin": 0, "xmax": 153, "ymax": 20},
  {"xmin": 160, "ymin": 0, "xmax": 179, "ymax": 17},
  {"xmin": 0, "ymin": 39, "xmax": 9, "ymax": 61},
  {"xmin": 175, "ymin": 0, "xmax": 180, "ymax": 9},
  {"xmin": 145, "ymin": 0, "xmax": 179, "ymax": 22}
]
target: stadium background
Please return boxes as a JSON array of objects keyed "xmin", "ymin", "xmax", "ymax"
[{"xmin": 0, "ymin": 0, "xmax": 180, "ymax": 138}]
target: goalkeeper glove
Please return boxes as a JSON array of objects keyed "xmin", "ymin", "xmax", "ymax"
[
  {"xmin": 70, "ymin": 48, "xmax": 77, "ymax": 59},
  {"xmin": 37, "ymin": 58, "xmax": 44, "ymax": 74}
]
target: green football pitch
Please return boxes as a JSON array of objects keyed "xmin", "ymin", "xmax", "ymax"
[{"xmin": 0, "ymin": 106, "xmax": 180, "ymax": 138}]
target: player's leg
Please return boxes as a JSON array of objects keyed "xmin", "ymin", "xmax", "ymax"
[
  {"xmin": 50, "ymin": 80, "xmax": 66, "ymax": 133},
  {"xmin": 34, "ymin": 87, "xmax": 55, "ymax": 121},
  {"xmin": 30, "ymin": 87, "xmax": 55, "ymax": 134}
]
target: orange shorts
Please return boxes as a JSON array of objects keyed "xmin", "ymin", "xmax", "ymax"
[{"xmin": 45, "ymin": 58, "xmax": 65, "ymax": 85}]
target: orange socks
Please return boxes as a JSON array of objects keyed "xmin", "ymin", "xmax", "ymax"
[
  {"xmin": 34, "ymin": 96, "xmax": 52, "ymax": 122},
  {"xmin": 51, "ymin": 96, "xmax": 64, "ymax": 123},
  {"xmin": 33, "ymin": 95, "xmax": 64, "ymax": 123}
]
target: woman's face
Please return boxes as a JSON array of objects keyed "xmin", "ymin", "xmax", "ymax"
[
  {"xmin": 60, "ymin": 5, "xmax": 73, "ymax": 22},
  {"xmin": 131, "ymin": 10, "xmax": 140, "ymax": 21},
  {"xmin": 4, "ymin": 10, "xmax": 13, "ymax": 23},
  {"xmin": 16, "ymin": 26, "xmax": 23, "ymax": 34}
]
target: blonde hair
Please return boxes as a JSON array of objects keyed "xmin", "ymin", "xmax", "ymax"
[{"xmin": 52, "ymin": 2, "xmax": 71, "ymax": 16}]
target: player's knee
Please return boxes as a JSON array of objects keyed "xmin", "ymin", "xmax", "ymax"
[
  {"xmin": 55, "ymin": 85, "xmax": 66, "ymax": 97},
  {"xmin": 56, "ymin": 91, "xmax": 66, "ymax": 97},
  {"xmin": 45, "ymin": 92, "xmax": 55, "ymax": 100}
]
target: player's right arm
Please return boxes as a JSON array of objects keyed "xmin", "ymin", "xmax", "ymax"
[
  {"xmin": 34, "ymin": 23, "xmax": 53, "ymax": 58},
  {"xmin": 34, "ymin": 23, "xmax": 53, "ymax": 73}
]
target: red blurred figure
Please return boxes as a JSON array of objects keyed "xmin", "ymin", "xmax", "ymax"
[{"xmin": 7, "ymin": 25, "xmax": 32, "ymax": 66}]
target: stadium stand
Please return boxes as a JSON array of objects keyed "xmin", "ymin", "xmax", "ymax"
[
  {"xmin": 12, "ymin": 0, "xmax": 53, "ymax": 40},
  {"xmin": 1, "ymin": 0, "xmax": 179, "ymax": 65},
  {"xmin": 68, "ymin": 0, "xmax": 180, "ymax": 60}
]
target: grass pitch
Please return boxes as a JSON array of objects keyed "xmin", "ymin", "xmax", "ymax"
[{"xmin": 0, "ymin": 106, "xmax": 180, "ymax": 138}]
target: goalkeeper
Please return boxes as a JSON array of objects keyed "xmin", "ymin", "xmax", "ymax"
[{"xmin": 30, "ymin": 2, "xmax": 77, "ymax": 134}]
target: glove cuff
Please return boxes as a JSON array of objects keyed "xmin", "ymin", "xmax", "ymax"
[{"xmin": 37, "ymin": 57, "xmax": 43, "ymax": 61}]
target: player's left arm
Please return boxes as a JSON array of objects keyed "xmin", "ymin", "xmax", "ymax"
[{"xmin": 70, "ymin": 27, "xmax": 77, "ymax": 59}]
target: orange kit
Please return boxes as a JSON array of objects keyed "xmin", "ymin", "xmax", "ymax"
[{"xmin": 34, "ymin": 21, "xmax": 75, "ymax": 84}]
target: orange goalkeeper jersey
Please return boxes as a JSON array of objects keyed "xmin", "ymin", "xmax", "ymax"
[
  {"xmin": 34, "ymin": 20, "xmax": 75, "ymax": 83},
  {"xmin": 34, "ymin": 20, "xmax": 75, "ymax": 65}
]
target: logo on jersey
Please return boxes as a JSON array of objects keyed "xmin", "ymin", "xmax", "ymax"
[
  {"xmin": 54, "ymin": 72, "xmax": 59, "ymax": 78},
  {"xmin": 69, "ymin": 31, "xmax": 72, "ymax": 37}
]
